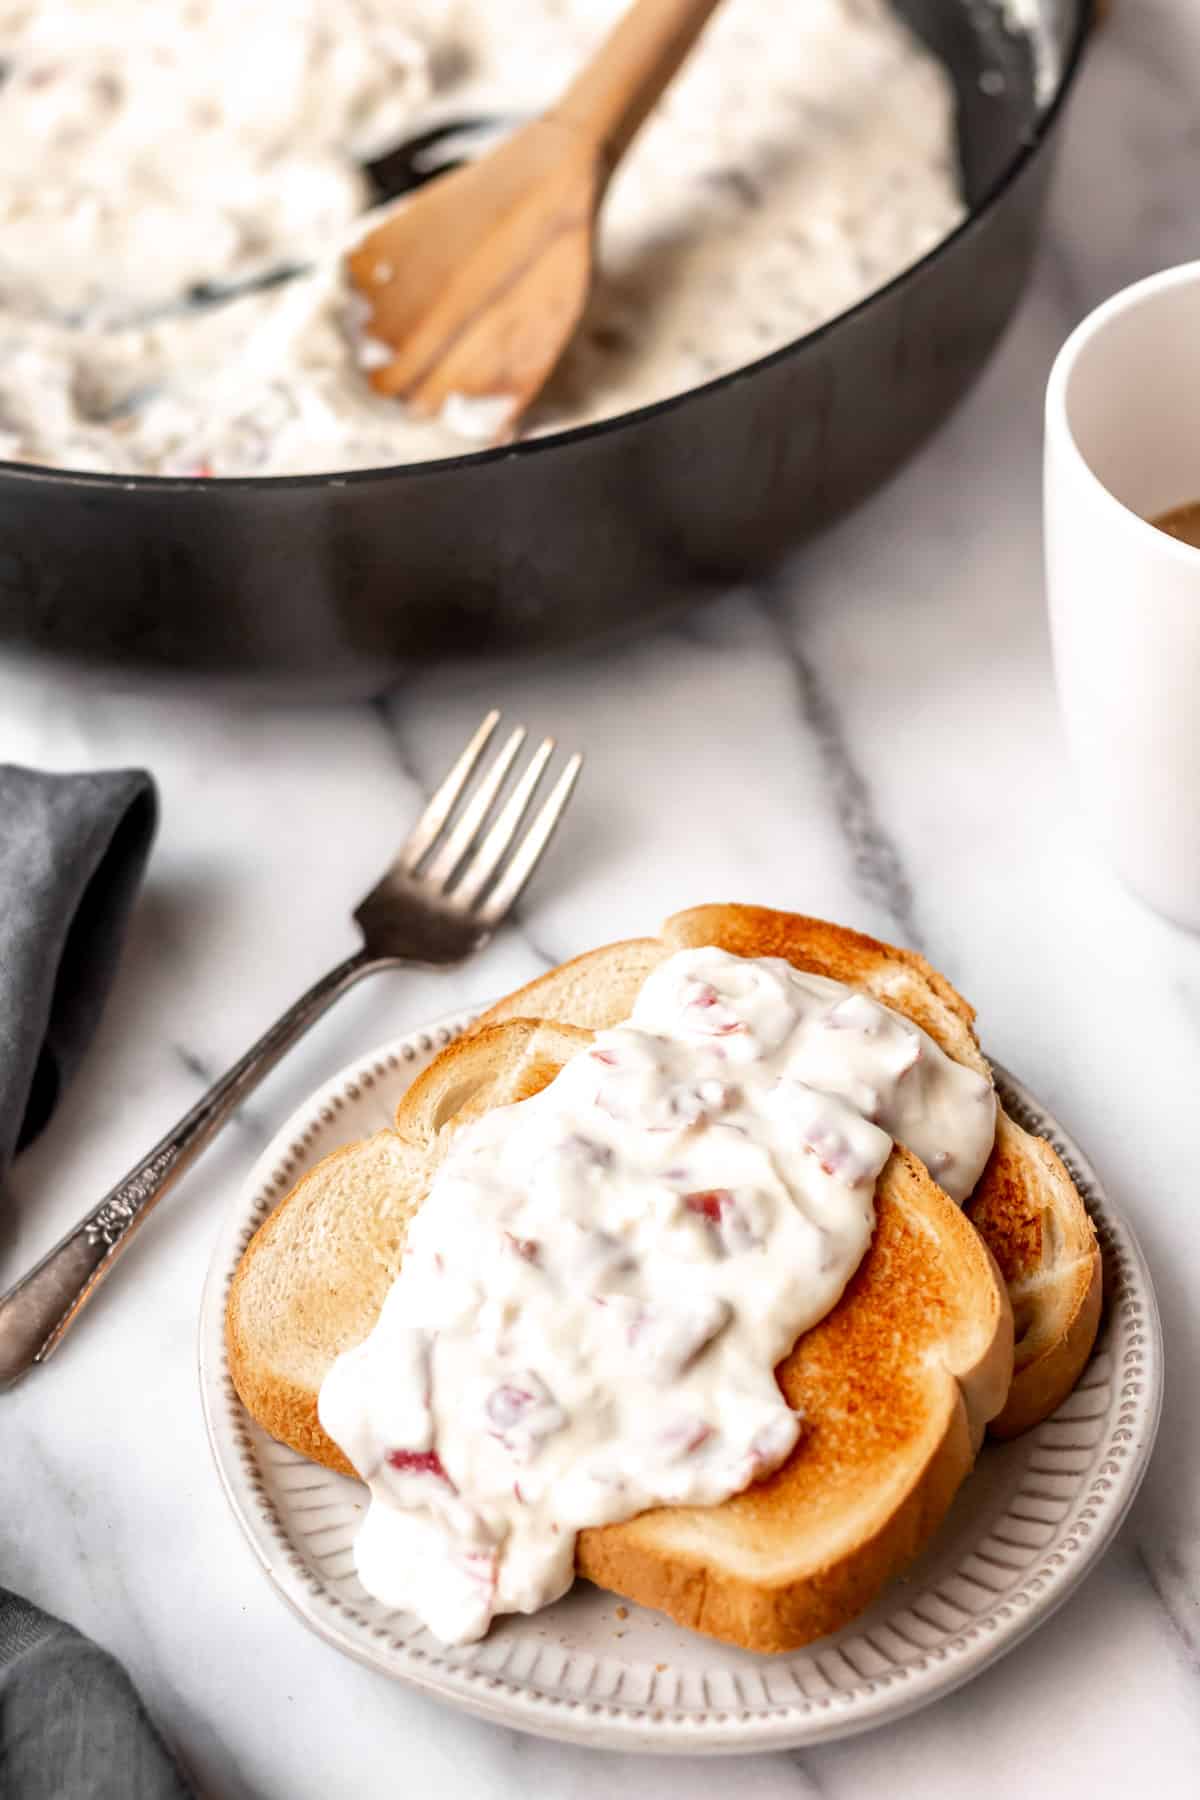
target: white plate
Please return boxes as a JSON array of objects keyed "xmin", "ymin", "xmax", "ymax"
[{"xmin": 199, "ymin": 1008, "xmax": 1162, "ymax": 1754}]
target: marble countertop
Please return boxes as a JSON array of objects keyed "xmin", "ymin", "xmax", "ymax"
[{"xmin": 2, "ymin": 4, "xmax": 1198, "ymax": 1794}]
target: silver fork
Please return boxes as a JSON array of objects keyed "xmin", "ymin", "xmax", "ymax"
[{"xmin": 0, "ymin": 712, "xmax": 581, "ymax": 1386}]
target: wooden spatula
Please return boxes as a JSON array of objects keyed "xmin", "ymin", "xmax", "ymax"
[{"xmin": 346, "ymin": 0, "xmax": 726, "ymax": 442}]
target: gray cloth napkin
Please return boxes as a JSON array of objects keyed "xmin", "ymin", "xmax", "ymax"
[
  {"xmin": 0, "ymin": 1592, "xmax": 191, "ymax": 1799},
  {"xmin": 0, "ymin": 765, "xmax": 193, "ymax": 1799},
  {"xmin": 0, "ymin": 765, "xmax": 157, "ymax": 1174}
]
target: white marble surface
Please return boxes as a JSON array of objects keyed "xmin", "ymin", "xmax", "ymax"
[{"xmin": 2, "ymin": 3, "xmax": 1199, "ymax": 1794}]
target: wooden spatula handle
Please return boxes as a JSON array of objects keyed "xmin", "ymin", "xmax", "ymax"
[{"xmin": 554, "ymin": 0, "xmax": 725, "ymax": 171}]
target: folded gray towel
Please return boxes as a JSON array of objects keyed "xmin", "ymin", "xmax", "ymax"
[
  {"xmin": 1, "ymin": 765, "xmax": 193, "ymax": 1799},
  {"xmin": 0, "ymin": 764, "xmax": 157, "ymax": 1176},
  {"xmin": 0, "ymin": 1591, "xmax": 191, "ymax": 1800}
]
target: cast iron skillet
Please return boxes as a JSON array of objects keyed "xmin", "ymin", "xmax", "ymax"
[{"xmin": 0, "ymin": 0, "xmax": 1091, "ymax": 693}]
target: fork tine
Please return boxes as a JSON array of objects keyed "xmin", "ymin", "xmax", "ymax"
[
  {"xmin": 454, "ymin": 735, "xmax": 554, "ymax": 909},
  {"xmin": 401, "ymin": 709, "xmax": 500, "ymax": 872},
  {"xmin": 472, "ymin": 752, "xmax": 583, "ymax": 924},
  {"xmin": 425, "ymin": 725, "xmax": 526, "ymax": 888}
]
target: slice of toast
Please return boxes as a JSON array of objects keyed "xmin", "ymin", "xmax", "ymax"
[
  {"xmin": 967, "ymin": 1114, "xmax": 1102, "ymax": 1438},
  {"xmin": 227, "ymin": 1019, "xmax": 592, "ymax": 1479},
  {"xmin": 227, "ymin": 1017, "xmax": 1012, "ymax": 1651},
  {"xmin": 577, "ymin": 1146, "xmax": 1009, "ymax": 1650},
  {"xmin": 476, "ymin": 904, "xmax": 1101, "ymax": 1437}
]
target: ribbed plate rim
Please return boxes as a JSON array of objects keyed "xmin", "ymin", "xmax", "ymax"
[{"xmin": 199, "ymin": 1006, "xmax": 1162, "ymax": 1753}]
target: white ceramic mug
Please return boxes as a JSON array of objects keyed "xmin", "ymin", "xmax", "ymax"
[{"xmin": 1045, "ymin": 261, "xmax": 1200, "ymax": 930}]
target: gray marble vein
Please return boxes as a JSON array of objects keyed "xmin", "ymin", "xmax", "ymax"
[
  {"xmin": 1135, "ymin": 1540, "xmax": 1200, "ymax": 1679},
  {"xmin": 173, "ymin": 1045, "xmax": 214, "ymax": 1086},
  {"xmin": 369, "ymin": 690, "xmax": 427, "ymax": 793},
  {"xmin": 784, "ymin": 1751, "xmax": 828, "ymax": 1795},
  {"xmin": 504, "ymin": 921, "xmax": 564, "ymax": 972},
  {"xmin": 171, "ymin": 1044, "xmax": 268, "ymax": 1139},
  {"xmin": 759, "ymin": 588, "xmax": 924, "ymax": 951}
]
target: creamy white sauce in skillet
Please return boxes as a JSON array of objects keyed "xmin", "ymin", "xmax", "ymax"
[
  {"xmin": 0, "ymin": 0, "xmax": 444, "ymax": 324},
  {"xmin": 319, "ymin": 948, "xmax": 997, "ymax": 1644},
  {"xmin": 0, "ymin": 0, "xmax": 970, "ymax": 476}
]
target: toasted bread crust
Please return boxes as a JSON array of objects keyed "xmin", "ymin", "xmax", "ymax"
[
  {"xmin": 475, "ymin": 905, "xmax": 1100, "ymax": 1432},
  {"xmin": 968, "ymin": 1113, "xmax": 1102, "ymax": 1439},
  {"xmin": 663, "ymin": 904, "xmax": 980, "ymax": 1042},
  {"xmin": 476, "ymin": 938, "xmax": 670, "ymax": 1033},
  {"xmin": 225, "ymin": 1134, "xmax": 404, "ymax": 1479},
  {"xmin": 396, "ymin": 1017, "xmax": 593, "ymax": 1145},
  {"xmin": 228, "ymin": 1011, "xmax": 1012, "ymax": 1653},
  {"xmin": 577, "ymin": 1148, "xmax": 1012, "ymax": 1650},
  {"xmin": 227, "ymin": 1022, "xmax": 593, "ymax": 1478},
  {"xmin": 477, "ymin": 907, "xmax": 987, "ymax": 1077},
  {"xmin": 226, "ymin": 906, "xmax": 1098, "ymax": 1651}
]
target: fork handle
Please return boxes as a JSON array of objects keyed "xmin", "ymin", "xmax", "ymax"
[
  {"xmin": 554, "ymin": 0, "xmax": 725, "ymax": 170},
  {"xmin": 0, "ymin": 948, "xmax": 382, "ymax": 1387}
]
